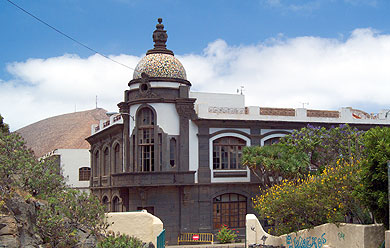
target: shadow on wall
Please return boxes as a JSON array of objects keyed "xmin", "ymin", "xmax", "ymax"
[
  {"xmin": 246, "ymin": 214, "xmax": 384, "ymax": 248},
  {"xmin": 106, "ymin": 210, "xmax": 163, "ymax": 247}
]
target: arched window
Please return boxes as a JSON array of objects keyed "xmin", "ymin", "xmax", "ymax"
[
  {"xmin": 138, "ymin": 108, "xmax": 155, "ymax": 172},
  {"xmin": 213, "ymin": 137, "xmax": 246, "ymax": 170},
  {"xmin": 169, "ymin": 138, "xmax": 176, "ymax": 167},
  {"xmin": 103, "ymin": 147, "xmax": 109, "ymax": 175},
  {"xmin": 114, "ymin": 143, "xmax": 121, "ymax": 173},
  {"xmin": 112, "ymin": 196, "xmax": 121, "ymax": 212},
  {"xmin": 79, "ymin": 167, "xmax": 91, "ymax": 181},
  {"xmin": 213, "ymin": 193, "xmax": 247, "ymax": 229},
  {"xmin": 102, "ymin": 196, "xmax": 109, "ymax": 212},
  {"xmin": 94, "ymin": 151, "xmax": 99, "ymax": 177},
  {"xmin": 264, "ymin": 137, "xmax": 281, "ymax": 146}
]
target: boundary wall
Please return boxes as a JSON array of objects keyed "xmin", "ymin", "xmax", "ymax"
[
  {"xmin": 106, "ymin": 210, "xmax": 163, "ymax": 247},
  {"xmin": 246, "ymin": 214, "xmax": 384, "ymax": 248}
]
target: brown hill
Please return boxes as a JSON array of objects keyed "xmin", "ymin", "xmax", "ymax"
[{"xmin": 16, "ymin": 108, "xmax": 108, "ymax": 157}]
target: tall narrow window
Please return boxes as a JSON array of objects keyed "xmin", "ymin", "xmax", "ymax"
[
  {"xmin": 213, "ymin": 137, "xmax": 246, "ymax": 170},
  {"xmin": 138, "ymin": 108, "xmax": 155, "ymax": 172},
  {"xmin": 158, "ymin": 134, "xmax": 162, "ymax": 170},
  {"xmin": 213, "ymin": 193, "xmax": 247, "ymax": 229},
  {"xmin": 94, "ymin": 151, "xmax": 99, "ymax": 177},
  {"xmin": 112, "ymin": 196, "xmax": 121, "ymax": 212},
  {"xmin": 102, "ymin": 196, "xmax": 109, "ymax": 212},
  {"xmin": 114, "ymin": 144, "xmax": 120, "ymax": 173},
  {"xmin": 103, "ymin": 147, "xmax": 109, "ymax": 175},
  {"xmin": 170, "ymin": 138, "xmax": 176, "ymax": 167}
]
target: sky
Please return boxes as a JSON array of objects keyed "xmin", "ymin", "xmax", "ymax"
[{"xmin": 1, "ymin": 0, "xmax": 390, "ymax": 131}]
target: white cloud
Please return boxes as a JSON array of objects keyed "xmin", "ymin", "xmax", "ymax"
[
  {"xmin": 1, "ymin": 28, "xmax": 390, "ymax": 130},
  {"xmin": 1, "ymin": 54, "xmax": 140, "ymax": 130}
]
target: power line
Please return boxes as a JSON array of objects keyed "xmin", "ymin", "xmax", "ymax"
[{"xmin": 5, "ymin": 0, "xmax": 135, "ymax": 71}]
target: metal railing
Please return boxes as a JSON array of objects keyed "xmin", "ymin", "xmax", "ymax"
[{"xmin": 178, "ymin": 233, "xmax": 214, "ymax": 244}]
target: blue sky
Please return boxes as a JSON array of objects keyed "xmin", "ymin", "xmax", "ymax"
[{"xmin": 1, "ymin": 0, "xmax": 390, "ymax": 130}]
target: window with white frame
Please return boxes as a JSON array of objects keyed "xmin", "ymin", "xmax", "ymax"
[
  {"xmin": 213, "ymin": 137, "xmax": 246, "ymax": 170},
  {"xmin": 264, "ymin": 137, "xmax": 281, "ymax": 146},
  {"xmin": 138, "ymin": 107, "xmax": 155, "ymax": 172}
]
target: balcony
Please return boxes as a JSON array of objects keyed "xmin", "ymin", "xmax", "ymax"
[{"xmin": 110, "ymin": 171, "xmax": 195, "ymax": 187}]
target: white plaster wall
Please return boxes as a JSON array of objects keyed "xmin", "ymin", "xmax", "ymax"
[
  {"xmin": 190, "ymin": 91, "xmax": 245, "ymax": 108},
  {"xmin": 261, "ymin": 129, "xmax": 292, "ymax": 135},
  {"xmin": 210, "ymin": 127, "xmax": 250, "ymax": 135},
  {"xmin": 130, "ymin": 103, "xmax": 180, "ymax": 135},
  {"xmin": 129, "ymin": 104, "xmax": 140, "ymax": 134},
  {"xmin": 106, "ymin": 211, "xmax": 164, "ymax": 247},
  {"xmin": 189, "ymin": 120, "xmax": 199, "ymax": 183},
  {"xmin": 191, "ymin": 92, "xmax": 390, "ymax": 126},
  {"xmin": 55, "ymin": 149, "xmax": 90, "ymax": 189},
  {"xmin": 209, "ymin": 132, "xmax": 251, "ymax": 183}
]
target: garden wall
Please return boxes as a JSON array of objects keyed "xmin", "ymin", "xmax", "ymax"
[
  {"xmin": 246, "ymin": 214, "xmax": 384, "ymax": 248},
  {"xmin": 106, "ymin": 210, "xmax": 163, "ymax": 247}
]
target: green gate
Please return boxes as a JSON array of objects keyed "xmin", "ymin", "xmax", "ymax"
[{"xmin": 157, "ymin": 229, "xmax": 165, "ymax": 248}]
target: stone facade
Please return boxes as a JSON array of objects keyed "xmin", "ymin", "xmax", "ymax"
[{"xmin": 86, "ymin": 19, "xmax": 390, "ymax": 245}]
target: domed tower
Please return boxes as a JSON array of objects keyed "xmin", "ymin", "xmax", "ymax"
[{"xmin": 118, "ymin": 18, "xmax": 197, "ymax": 175}]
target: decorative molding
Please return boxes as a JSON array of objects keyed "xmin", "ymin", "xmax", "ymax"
[
  {"xmin": 176, "ymin": 103, "xmax": 197, "ymax": 119},
  {"xmin": 128, "ymin": 77, "xmax": 191, "ymax": 87},
  {"xmin": 260, "ymin": 107, "xmax": 295, "ymax": 116},
  {"xmin": 208, "ymin": 106, "xmax": 246, "ymax": 114},
  {"xmin": 307, "ymin": 109, "xmax": 339, "ymax": 118}
]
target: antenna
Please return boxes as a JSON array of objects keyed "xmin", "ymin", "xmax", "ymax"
[
  {"xmin": 300, "ymin": 102, "xmax": 309, "ymax": 108},
  {"xmin": 95, "ymin": 95, "xmax": 98, "ymax": 109},
  {"xmin": 237, "ymin": 86, "xmax": 245, "ymax": 95}
]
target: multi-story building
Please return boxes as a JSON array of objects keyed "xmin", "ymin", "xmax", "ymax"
[{"xmin": 86, "ymin": 19, "xmax": 390, "ymax": 244}]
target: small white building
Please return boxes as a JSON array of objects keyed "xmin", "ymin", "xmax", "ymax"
[{"xmin": 43, "ymin": 149, "xmax": 91, "ymax": 191}]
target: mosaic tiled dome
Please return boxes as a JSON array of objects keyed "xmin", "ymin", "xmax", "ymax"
[{"xmin": 133, "ymin": 53, "xmax": 187, "ymax": 80}]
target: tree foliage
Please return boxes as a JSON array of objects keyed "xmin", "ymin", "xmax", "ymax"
[
  {"xmin": 0, "ymin": 130, "xmax": 66, "ymax": 197},
  {"xmin": 243, "ymin": 124, "xmax": 364, "ymax": 188},
  {"xmin": 247, "ymin": 124, "xmax": 372, "ymax": 235},
  {"xmin": 243, "ymin": 143, "xmax": 310, "ymax": 187},
  {"xmin": 253, "ymin": 160, "xmax": 370, "ymax": 235},
  {"xmin": 0, "ymin": 116, "xmax": 108, "ymax": 246},
  {"xmin": 356, "ymin": 126, "xmax": 390, "ymax": 229},
  {"xmin": 0, "ymin": 114, "xmax": 9, "ymax": 134}
]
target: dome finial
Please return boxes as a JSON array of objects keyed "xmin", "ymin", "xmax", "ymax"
[{"xmin": 146, "ymin": 18, "xmax": 174, "ymax": 56}]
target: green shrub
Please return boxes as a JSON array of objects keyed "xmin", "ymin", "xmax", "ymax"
[
  {"xmin": 216, "ymin": 225, "xmax": 237, "ymax": 243},
  {"xmin": 36, "ymin": 189, "xmax": 107, "ymax": 247},
  {"xmin": 98, "ymin": 233, "xmax": 144, "ymax": 248}
]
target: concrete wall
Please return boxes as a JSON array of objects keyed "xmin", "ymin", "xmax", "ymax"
[
  {"xmin": 106, "ymin": 210, "xmax": 163, "ymax": 247},
  {"xmin": 246, "ymin": 214, "xmax": 385, "ymax": 248}
]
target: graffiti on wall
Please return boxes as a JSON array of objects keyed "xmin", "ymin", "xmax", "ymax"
[
  {"xmin": 338, "ymin": 231, "xmax": 345, "ymax": 241},
  {"xmin": 286, "ymin": 233, "xmax": 326, "ymax": 248}
]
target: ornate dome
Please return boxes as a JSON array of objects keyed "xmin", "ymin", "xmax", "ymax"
[
  {"xmin": 132, "ymin": 18, "xmax": 187, "ymax": 80},
  {"xmin": 133, "ymin": 53, "xmax": 187, "ymax": 80}
]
